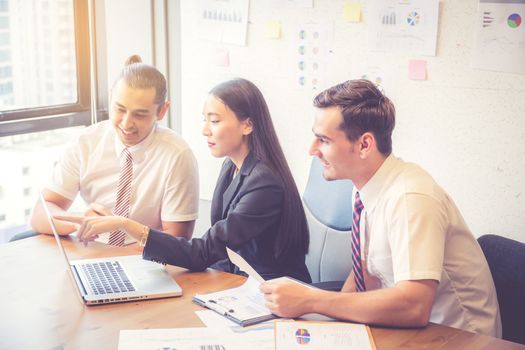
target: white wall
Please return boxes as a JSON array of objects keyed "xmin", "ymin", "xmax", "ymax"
[
  {"xmin": 103, "ymin": 0, "xmax": 154, "ymax": 94},
  {"xmin": 178, "ymin": 0, "xmax": 525, "ymax": 242}
]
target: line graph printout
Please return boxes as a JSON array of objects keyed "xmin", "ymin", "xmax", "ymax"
[
  {"xmin": 369, "ymin": 0, "xmax": 439, "ymax": 56},
  {"xmin": 472, "ymin": 0, "xmax": 525, "ymax": 74}
]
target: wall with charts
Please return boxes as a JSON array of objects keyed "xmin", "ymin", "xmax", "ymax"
[{"xmin": 178, "ymin": 0, "xmax": 525, "ymax": 241}]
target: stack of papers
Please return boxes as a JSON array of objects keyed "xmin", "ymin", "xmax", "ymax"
[{"xmin": 118, "ymin": 248, "xmax": 375, "ymax": 349}]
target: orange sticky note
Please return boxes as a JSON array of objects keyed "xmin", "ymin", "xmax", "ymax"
[
  {"xmin": 344, "ymin": 3, "xmax": 361, "ymax": 22},
  {"xmin": 408, "ymin": 59, "xmax": 427, "ymax": 80},
  {"xmin": 215, "ymin": 48, "xmax": 230, "ymax": 67},
  {"xmin": 265, "ymin": 20, "xmax": 281, "ymax": 39}
]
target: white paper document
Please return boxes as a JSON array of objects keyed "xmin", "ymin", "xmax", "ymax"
[
  {"xmin": 471, "ymin": 0, "xmax": 525, "ymax": 74},
  {"xmin": 226, "ymin": 247, "xmax": 264, "ymax": 283},
  {"xmin": 193, "ymin": 276, "xmax": 273, "ymax": 326},
  {"xmin": 195, "ymin": 249, "xmax": 322, "ymax": 326},
  {"xmin": 274, "ymin": 320, "xmax": 375, "ymax": 350},
  {"xmin": 196, "ymin": 310, "xmax": 275, "ymax": 350},
  {"xmin": 118, "ymin": 328, "xmax": 239, "ymax": 350},
  {"xmin": 368, "ymin": 0, "xmax": 439, "ymax": 56},
  {"xmin": 196, "ymin": 0, "xmax": 250, "ymax": 46}
]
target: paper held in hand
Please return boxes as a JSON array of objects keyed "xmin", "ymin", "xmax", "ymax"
[{"xmin": 192, "ymin": 248, "xmax": 274, "ymax": 327}]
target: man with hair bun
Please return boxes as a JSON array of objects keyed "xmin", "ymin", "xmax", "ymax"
[{"xmin": 30, "ymin": 55, "xmax": 199, "ymax": 244}]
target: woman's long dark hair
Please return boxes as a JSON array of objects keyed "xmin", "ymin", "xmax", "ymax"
[{"xmin": 210, "ymin": 78, "xmax": 309, "ymax": 261}]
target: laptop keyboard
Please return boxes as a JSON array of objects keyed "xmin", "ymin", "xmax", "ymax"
[{"xmin": 81, "ymin": 261, "xmax": 136, "ymax": 295}]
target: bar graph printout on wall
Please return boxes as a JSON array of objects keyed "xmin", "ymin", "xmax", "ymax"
[
  {"xmin": 368, "ymin": 0, "xmax": 439, "ymax": 56},
  {"xmin": 197, "ymin": 0, "xmax": 250, "ymax": 46},
  {"xmin": 472, "ymin": 0, "xmax": 525, "ymax": 74}
]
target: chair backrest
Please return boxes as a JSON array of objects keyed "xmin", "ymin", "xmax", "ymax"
[
  {"xmin": 303, "ymin": 156, "xmax": 354, "ymax": 284},
  {"xmin": 478, "ymin": 234, "xmax": 525, "ymax": 345}
]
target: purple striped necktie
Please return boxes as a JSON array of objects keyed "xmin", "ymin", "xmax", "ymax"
[
  {"xmin": 108, "ymin": 148, "xmax": 133, "ymax": 246},
  {"xmin": 352, "ymin": 192, "xmax": 366, "ymax": 292}
]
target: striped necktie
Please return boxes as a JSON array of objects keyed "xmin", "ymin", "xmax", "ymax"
[
  {"xmin": 108, "ymin": 148, "xmax": 133, "ymax": 246},
  {"xmin": 352, "ymin": 192, "xmax": 366, "ymax": 292}
]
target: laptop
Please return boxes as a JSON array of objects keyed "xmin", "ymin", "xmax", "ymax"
[{"xmin": 39, "ymin": 191, "xmax": 182, "ymax": 305}]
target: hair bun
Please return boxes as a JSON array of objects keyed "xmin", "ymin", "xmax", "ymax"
[{"xmin": 125, "ymin": 54, "xmax": 142, "ymax": 66}]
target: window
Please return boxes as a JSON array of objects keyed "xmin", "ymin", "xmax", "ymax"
[
  {"xmin": 0, "ymin": 32, "xmax": 8, "ymax": 45},
  {"xmin": 0, "ymin": 81, "xmax": 11, "ymax": 94},
  {"xmin": 0, "ymin": 49, "xmax": 10, "ymax": 62},
  {"xmin": 0, "ymin": 1, "xmax": 93, "ymax": 240},
  {"xmin": 0, "ymin": 0, "xmax": 91, "ymax": 136},
  {"xmin": 0, "ymin": 66, "xmax": 11, "ymax": 78},
  {"xmin": 0, "ymin": 16, "xmax": 8, "ymax": 30}
]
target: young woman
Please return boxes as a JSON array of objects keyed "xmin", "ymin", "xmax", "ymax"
[{"xmin": 58, "ymin": 78, "xmax": 311, "ymax": 282}]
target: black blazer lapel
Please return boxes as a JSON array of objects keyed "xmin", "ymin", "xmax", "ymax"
[
  {"xmin": 220, "ymin": 152, "xmax": 258, "ymax": 218},
  {"xmin": 221, "ymin": 172, "xmax": 242, "ymax": 218}
]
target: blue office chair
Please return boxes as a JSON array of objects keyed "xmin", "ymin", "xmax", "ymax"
[
  {"xmin": 303, "ymin": 156, "xmax": 354, "ymax": 290},
  {"xmin": 478, "ymin": 234, "xmax": 525, "ymax": 345}
]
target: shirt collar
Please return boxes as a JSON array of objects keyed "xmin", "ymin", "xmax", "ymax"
[
  {"xmin": 357, "ymin": 154, "xmax": 400, "ymax": 211},
  {"xmin": 113, "ymin": 124, "xmax": 157, "ymax": 163}
]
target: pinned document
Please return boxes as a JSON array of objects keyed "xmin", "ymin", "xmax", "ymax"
[
  {"xmin": 275, "ymin": 320, "xmax": 376, "ymax": 350},
  {"xmin": 344, "ymin": 3, "xmax": 362, "ymax": 22}
]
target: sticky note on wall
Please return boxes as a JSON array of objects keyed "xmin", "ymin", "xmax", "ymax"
[
  {"xmin": 408, "ymin": 59, "xmax": 427, "ymax": 80},
  {"xmin": 215, "ymin": 48, "xmax": 230, "ymax": 67},
  {"xmin": 265, "ymin": 20, "xmax": 281, "ymax": 39},
  {"xmin": 344, "ymin": 3, "xmax": 361, "ymax": 22}
]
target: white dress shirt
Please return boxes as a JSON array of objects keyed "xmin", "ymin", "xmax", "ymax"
[
  {"xmin": 48, "ymin": 120, "xmax": 199, "ymax": 244},
  {"xmin": 356, "ymin": 154, "xmax": 501, "ymax": 337}
]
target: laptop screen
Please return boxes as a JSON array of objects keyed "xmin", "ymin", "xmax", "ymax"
[{"xmin": 38, "ymin": 191, "xmax": 85, "ymax": 303}]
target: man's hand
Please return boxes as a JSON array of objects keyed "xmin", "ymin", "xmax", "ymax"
[{"xmin": 260, "ymin": 279, "xmax": 318, "ymax": 318}]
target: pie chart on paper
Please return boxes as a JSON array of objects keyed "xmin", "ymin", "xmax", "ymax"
[
  {"xmin": 507, "ymin": 13, "xmax": 522, "ymax": 28},
  {"xmin": 407, "ymin": 11, "xmax": 420, "ymax": 26},
  {"xmin": 295, "ymin": 328, "xmax": 311, "ymax": 344}
]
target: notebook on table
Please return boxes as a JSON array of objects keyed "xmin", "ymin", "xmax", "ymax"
[
  {"xmin": 39, "ymin": 191, "xmax": 182, "ymax": 305},
  {"xmin": 193, "ymin": 248, "xmax": 311, "ymax": 327}
]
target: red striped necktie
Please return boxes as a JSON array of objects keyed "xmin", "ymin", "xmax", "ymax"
[
  {"xmin": 108, "ymin": 148, "xmax": 133, "ymax": 246},
  {"xmin": 352, "ymin": 192, "xmax": 366, "ymax": 292}
]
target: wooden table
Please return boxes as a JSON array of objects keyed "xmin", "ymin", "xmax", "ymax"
[{"xmin": 1, "ymin": 235, "xmax": 523, "ymax": 350}]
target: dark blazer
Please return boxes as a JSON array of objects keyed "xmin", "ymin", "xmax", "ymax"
[{"xmin": 143, "ymin": 152, "xmax": 311, "ymax": 283}]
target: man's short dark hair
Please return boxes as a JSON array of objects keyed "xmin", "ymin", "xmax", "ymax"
[{"xmin": 313, "ymin": 79, "xmax": 395, "ymax": 155}]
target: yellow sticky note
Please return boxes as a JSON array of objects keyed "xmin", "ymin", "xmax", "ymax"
[
  {"xmin": 215, "ymin": 48, "xmax": 230, "ymax": 67},
  {"xmin": 344, "ymin": 3, "xmax": 361, "ymax": 22},
  {"xmin": 408, "ymin": 59, "xmax": 427, "ymax": 80},
  {"xmin": 265, "ymin": 20, "xmax": 281, "ymax": 39}
]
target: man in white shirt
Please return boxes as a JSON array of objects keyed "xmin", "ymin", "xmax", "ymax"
[
  {"xmin": 30, "ymin": 56, "xmax": 199, "ymax": 243},
  {"xmin": 260, "ymin": 79, "xmax": 501, "ymax": 337}
]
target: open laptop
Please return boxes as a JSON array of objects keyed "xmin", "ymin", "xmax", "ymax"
[{"xmin": 39, "ymin": 191, "xmax": 182, "ymax": 305}]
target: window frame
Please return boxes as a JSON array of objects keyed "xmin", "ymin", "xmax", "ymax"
[{"xmin": 0, "ymin": 0, "xmax": 92, "ymax": 137}]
